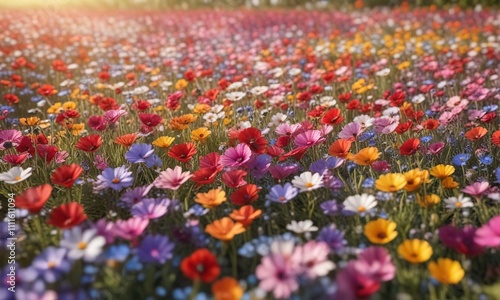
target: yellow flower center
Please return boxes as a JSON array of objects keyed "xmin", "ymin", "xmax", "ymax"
[
  {"xmin": 305, "ymin": 182, "xmax": 314, "ymax": 188},
  {"xmin": 358, "ymin": 206, "xmax": 366, "ymax": 212},
  {"xmin": 455, "ymin": 202, "xmax": 462, "ymax": 207},
  {"xmin": 77, "ymin": 242, "xmax": 87, "ymax": 250},
  {"xmin": 15, "ymin": 176, "xmax": 21, "ymax": 181},
  {"xmin": 48, "ymin": 261, "xmax": 56, "ymax": 268},
  {"xmin": 112, "ymin": 178, "xmax": 120, "ymax": 183}
]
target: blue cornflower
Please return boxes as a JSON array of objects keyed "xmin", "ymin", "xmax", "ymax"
[
  {"xmin": 105, "ymin": 244, "xmax": 130, "ymax": 262},
  {"xmin": 145, "ymin": 154, "xmax": 162, "ymax": 168},
  {"xmin": 125, "ymin": 143, "xmax": 154, "ymax": 164},
  {"xmin": 483, "ymin": 105, "xmax": 498, "ymax": 112},
  {"xmin": 265, "ymin": 183, "xmax": 298, "ymax": 204},
  {"xmin": 479, "ymin": 155, "xmax": 493, "ymax": 165},
  {"xmin": 31, "ymin": 247, "xmax": 72, "ymax": 283},
  {"xmin": 452, "ymin": 153, "xmax": 471, "ymax": 166},
  {"xmin": 362, "ymin": 177, "xmax": 375, "ymax": 188},
  {"xmin": 317, "ymin": 225, "xmax": 346, "ymax": 253},
  {"xmin": 137, "ymin": 235, "xmax": 174, "ymax": 264},
  {"xmin": 420, "ymin": 136, "xmax": 432, "ymax": 143}
]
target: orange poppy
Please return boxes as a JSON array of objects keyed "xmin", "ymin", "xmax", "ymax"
[
  {"xmin": 328, "ymin": 139, "xmax": 352, "ymax": 158},
  {"xmin": 421, "ymin": 119, "xmax": 440, "ymax": 130},
  {"xmin": 229, "ymin": 205, "xmax": 262, "ymax": 227},
  {"xmin": 464, "ymin": 127, "xmax": 487, "ymax": 141},
  {"xmin": 181, "ymin": 249, "xmax": 220, "ymax": 283},
  {"xmin": 212, "ymin": 277, "xmax": 243, "ymax": 300},
  {"xmin": 230, "ymin": 184, "xmax": 260, "ymax": 206},
  {"xmin": 114, "ymin": 133, "xmax": 138, "ymax": 147},
  {"xmin": 205, "ymin": 217, "xmax": 245, "ymax": 241},
  {"xmin": 492, "ymin": 130, "xmax": 500, "ymax": 147}
]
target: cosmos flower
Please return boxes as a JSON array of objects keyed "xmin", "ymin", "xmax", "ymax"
[
  {"xmin": 154, "ymin": 166, "xmax": 191, "ymax": 190},
  {"xmin": 443, "ymin": 194, "xmax": 474, "ymax": 210},
  {"xmin": 0, "ymin": 166, "xmax": 32, "ymax": 184},
  {"xmin": 256, "ymin": 253, "xmax": 300, "ymax": 299},
  {"xmin": 31, "ymin": 247, "xmax": 72, "ymax": 283},
  {"xmin": 131, "ymin": 198, "xmax": 170, "ymax": 219},
  {"xmin": 205, "ymin": 217, "xmax": 245, "ymax": 241},
  {"xmin": 474, "ymin": 216, "xmax": 500, "ymax": 248},
  {"xmin": 291, "ymin": 171, "xmax": 323, "ymax": 192},
  {"xmin": 60, "ymin": 227, "xmax": 106, "ymax": 262},
  {"xmin": 266, "ymin": 183, "xmax": 299, "ymax": 203},
  {"xmin": 125, "ymin": 143, "xmax": 154, "ymax": 163},
  {"xmin": 94, "ymin": 166, "xmax": 134, "ymax": 191},
  {"xmin": 220, "ymin": 143, "xmax": 252, "ymax": 167},
  {"xmin": 286, "ymin": 220, "xmax": 318, "ymax": 234},
  {"xmin": 137, "ymin": 235, "xmax": 174, "ymax": 264},
  {"xmin": 343, "ymin": 194, "xmax": 378, "ymax": 214}
]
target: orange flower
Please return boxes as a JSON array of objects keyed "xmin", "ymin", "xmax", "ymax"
[
  {"xmin": 492, "ymin": 130, "xmax": 500, "ymax": 147},
  {"xmin": 205, "ymin": 217, "xmax": 245, "ymax": 241},
  {"xmin": 114, "ymin": 133, "xmax": 138, "ymax": 147},
  {"xmin": 229, "ymin": 205, "xmax": 262, "ymax": 227},
  {"xmin": 169, "ymin": 114, "xmax": 197, "ymax": 130},
  {"xmin": 328, "ymin": 139, "xmax": 352, "ymax": 158},
  {"xmin": 195, "ymin": 188, "xmax": 226, "ymax": 209},
  {"xmin": 351, "ymin": 147, "xmax": 381, "ymax": 166},
  {"xmin": 212, "ymin": 277, "xmax": 244, "ymax": 300},
  {"xmin": 464, "ymin": 126, "xmax": 487, "ymax": 141},
  {"xmin": 421, "ymin": 119, "xmax": 440, "ymax": 130}
]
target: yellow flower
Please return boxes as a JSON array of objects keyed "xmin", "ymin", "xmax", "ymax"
[
  {"xmin": 193, "ymin": 104, "xmax": 211, "ymax": 114},
  {"xmin": 428, "ymin": 258, "xmax": 465, "ymax": 285},
  {"xmin": 153, "ymin": 105, "xmax": 164, "ymax": 112},
  {"xmin": 364, "ymin": 219, "xmax": 398, "ymax": 245},
  {"xmin": 152, "ymin": 136, "xmax": 175, "ymax": 148},
  {"xmin": 417, "ymin": 194, "xmax": 441, "ymax": 208},
  {"xmin": 47, "ymin": 102, "xmax": 63, "ymax": 114},
  {"xmin": 398, "ymin": 239, "xmax": 433, "ymax": 264},
  {"xmin": 175, "ymin": 79, "xmax": 188, "ymax": 90},
  {"xmin": 375, "ymin": 173, "xmax": 407, "ymax": 192},
  {"xmin": 191, "ymin": 127, "xmax": 211, "ymax": 142},
  {"xmin": 430, "ymin": 164, "xmax": 455, "ymax": 180},
  {"xmin": 397, "ymin": 61, "xmax": 411, "ymax": 70},
  {"xmin": 351, "ymin": 147, "xmax": 381, "ymax": 166},
  {"xmin": 19, "ymin": 117, "xmax": 40, "ymax": 126},
  {"xmin": 205, "ymin": 217, "xmax": 245, "ymax": 241},
  {"xmin": 195, "ymin": 188, "xmax": 226, "ymax": 209},
  {"xmin": 442, "ymin": 177, "xmax": 459, "ymax": 189},
  {"xmin": 71, "ymin": 123, "xmax": 85, "ymax": 136},
  {"xmin": 62, "ymin": 101, "xmax": 76, "ymax": 110},
  {"xmin": 404, "ymin": 168, "xmax": 430, "ymax": 192}
]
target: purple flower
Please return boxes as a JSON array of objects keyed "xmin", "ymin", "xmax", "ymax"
[
  {"xmin": 265, "ymin": 183, "xmax": 298, "ymax": 203},
  {"xmin": 95, "ymin": 219, "xmax": 116, "ymax": 244},
  {"xmin": 474, "ymin": 216, "xmax": 500, "ymax": 248},
  {"xmin": 317, "ymin": 225, "xmax": 346, "ymax": 253},
  {"xmin": 268, "ymin": 163, "xmax": 299, "ymax": 180},
  {"xmin": 94, "ymin": 166, "xmax": 134, "ymax": 191},
  {"xmin": 320, "ymin": 200, "xmax": 341, "ymax": 215},
  {"xmin": 125, "ymin": 143, "xmax": 154, "ymax": 164},
  {"xmin": 137, "ymin": 235, "xmax": 174, "ymax": 264},
  {"xmin": 120, "ymin": 185, "xmax": 153, "ymax": 206},
  {"xmin": 310, "ymin": 159, "xmax": 328, "ymax": 174},
  {"xmin": 31, "ymin": 247, "xmax": 71, "ymax": 283},
  {"xmin": 246, "ymin": 154, "xmax": 271, "ymax": 179},
  {"xmin": 93, "ymin": 155, "xmax": 108, "ymax": 171},
  {"xmin": 373, "ymin": 116, "xmax": 399, "ymax": 134},
  {"xmin": 131, "ymin": 198, "xmax": 170, "ymax": 219},
  {"xmin": 439, "ymin": 225, "xmax": 484, "ymax": 256},
  {"xmin": 220, "ymin": 143, "xmax": 252, "ymax": 167}
]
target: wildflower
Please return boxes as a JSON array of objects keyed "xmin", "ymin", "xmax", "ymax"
[
  {"xmin": 205, "ymin": 217, "xmax": 245, "ymax": 241},
  {"xmin": 351, "ymin": 147, "xmax": 381, "ymax": 166},
  {"xmin": 47, "ymin": 202, "xmax": 87, "ymax": 229},
  {"xmin": 286, "ymin": 220, "xmax": 318, "ymax": 234},
  {"xmin": 231, "ymin": 184, "xmax": 260, "ymax": 205},
  {"xmin": 321, "ymin": 108, "xmax": 344, "ymax": 125},
  {"xmin": 154, "ymin": 166, "xmax": 191, "ymax": 190},
  {"xmin": 464, "ymin": 126, "xmax": 487, "ymax": 141},
  {"xmin": 428, "ymin": 258, "xmax": 465, "ymax": 285},
  {"xmin": 291, "ymin": 171, "xmax": 323, "ymax": 192},
  {"xmin": 439, "ymin": 226, "xmax": 484, "ymax": 256},
  {"xmin": 220, "ymin": 143, "xmax": 252, "ymax": 167},
  {"xmin": 51, "ymin": 164, "xmax": 83, "ymax": 188},
  {"xmin": 375, "ymin": 173, "xmax": 407, "ymax": 192},
  {"xmin": 364, "ymin": 219, "xmax": 398, "ymax": 244},
  {"xmin": 125, "ymin": 143, "xmax": 154, "ymax": 164},
  {"xmin": 334, "ymin": 261, "xmax": 381, "ymax": 299},
  {"xmin": 75, "ymin": 135, "xmax": 102, "ymax": 152},
  {"xmin": 221, "ymin": 169, "xmax": 247, "ymax": 188},
  {"xmin": 114, "ymin": 133, "xmax": 138, "ymax": 148},
  {"xmin": 191, "ymin": 167, "xmax": 218, "ymax": 186},
  {"xmin": 256, "ymin": 253, "xmax": 299, "ymax": 299},
  {"xmin": 328, "ymin": 139, "xmax": 352, "ymax": 158},
  {"xmin": 317, "ymin": 225, "xmax": 346, "ymax": 253},
  {"xmin": 15, "ymin": 184, "xmax": 53, "ymax": 213},
  {"xmin": 94, "ymin": 166, "xmax": 134, "ymax": 191},
  {"xmin": 338, "ymin": 122, "xmax": 363, "ymax": 141},
  {"xmin": 492, "ymin": 130, "xmax": 500, "ymax": 147},
  {"xmin": 343, "ymin": 194, "xmax": 378, "ymax": 214},
  {"xmin": 397, "ymin": 239, "xmax": 433, "ymax": 264},
  {"xmin": 138, "ymin": 113, "xmax": 163, "ymax": 127},
  {"xmin": 32, "ymin": 247, "xmax": 71, "ymax": 283},
  {"xmin": 36, "ymin": 144, "xmax": 59, "ymax": 162},
  {"xmin": 399, "ymin": 138, "xmax": 420, "ymax": 155},
  {"xmin": 168, "ymin": 142, "xmax": 197, "ymax": 163},
  {"xmin": 355, "ymin": 246, "xmax": 396, "ymax": 281},
  {"xmin": 212, "ymin": 277, "xmax": 243, "ymax": 300},
  {"xmin": 137, "ymin": 235, "xmax": 174, "ymax": 264},
  {"xmin": 266, "ymin": 183, "xmax": 299, "ymax": 203},
  {"xmin": 430, "ymin": 164, "xmax": 455, "ymax": 179},
  {"xmin": 442, "ymin": 177, "xmax": 459, "ymax": 189},
  {"xmin": 0, "ymin": 129, "xmax": 22, "ymax": 150},
  {"xmin": 180, "ymin": 249, "xmax": 220, "ymax": 282},
  {"xmin": 462, "ymin": 181, "xmax": 489, "ymax": 197},
  {"xmin": 443, "ymin": 194, "xmax": 473, "ymax": 210},
  {"xmin": 60, "ymin": 227, "xmax": 106, "ymax": 262},
  {"xmin": 474, "ymin": 216, "xmax": 500, "ymax": 248},
  {"xmin": 113, "ymin": 217, "xmax": 149, "ymax": 241},
  {"xmin": 195, "ymin": 188, "xmax": 226, "ymax": 209},
  {"xmin": 417, "ymin": 194, "xmax": 441, "ymax": 208},
  {"xmin": 229, "ymin": 205, "xmax": 262, "ymax": 227},
  {"xmin": 452, "ymin": 153, "xmax": 471, "ymax": 166},
  {"xmin": 404, "ymin": 168, "xmax": 429, "ymax": 192},
  {"xmin": 238, "ymin": 127, "xmax": 267, "ymax": 153},
  {"xmin": 0, "ymin": 166, "xmax": 32, "ymax": 184},
  {"xmin": 152, "ymin": 136, "xmax": 175, "ymax": 148},
  {"xmin": 3, "ymin": 153, "xmax": 29, "ymax": 166},
  {"xmin": 131, "ymin": 198, "xmax": 170, "ymax": 219}
]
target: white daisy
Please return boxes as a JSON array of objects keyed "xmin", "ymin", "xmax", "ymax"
[
  {"xmin": 60, "ymin": 227, "xmax": 106, "ymax": 262},
  {"xmin": 443, "ymin": 194, "xmax": 474, "ymax": 210},
  {"xmin": 0, "ymin": 167, "xmax": 32, "ymax": 184},
  {"xmin": 268, "ymin": 113, "xmax": 287, "ymax": 126},
  {"xmin": 250, "ymin": 86, "xmax": 269, "ymax": 95},
  {"xmin": 226, "ymin": 81, "xmax": 243, "ymax": 90},
  {"xmin": 411, "ymin": 94, "xmax": 426, "ymax": 104},
  {"xmin": 286, "ymin": 220, "xmax": 318, "ymax": 234},
  {"xmin": 292, "ymin": 172, "xmax": 323, "ymax": 192},
  {"xmin": 343, "ymin": 194, "xmax": 378, "ymax": 214},
  {"xmin": 375, "ymin": 68, "xmax": 391, "ymax": 77},
  {"xmin": 353, "ymin": 114, "xmax": 374, "ymax": 129},
  {"xmin": 225, "ymin": 91, "xmax": 246, "ymax": 102}
]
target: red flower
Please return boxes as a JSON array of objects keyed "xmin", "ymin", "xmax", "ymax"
[
  {"xmin": 266, "ymin": 145, "xmax": 284, "ymax": 157},
  {"xmin": 75, "ymin": 135, "xmax": 102, "ymax": 152},
  {"xmin": 180, "ymin": 249, "xmax": 220, "ymax": 283},
  {"xmin": 191, "ymin": 167, "xmax": 218, "ymax": 185},
  {"xmin": 3, "ymin": 93, "xmax": 19, "ymax": 105},
  {"xmin": 15, "ymin": 184, "xmax": 53, "ymax": 214},
  {"xmin": 98, "ymin": 97, "xmax": 119, "ymax": 111},
  {"xmin": 132, "ymin": 100, "xmax": 151, "ymax": 111},
  {"xmin": 321, "ymin": 108, "xmax": 344, "ymax": 125},
  {"xmin": 395, "ymin": 120, "xmax": 413, "ymax": 134},
  {"xmin": 168, "ymin": 142, "xmax": 197, "ymax": 163},
  {"xmin": 139, "ymin": 113, "xmax": 163, "ymax": 127},
  {"xmin": 421, "ymin": 119, "xmax": 440, "ymax": 130},
  {"xmin": 199, "ymin": 152, "xmax": 222, "ymax": 170},
  {"xmin": 3, "ymin": 153, "xmax": 29, "ymax": 165},
  {"xmin": 464, "ymin": 126, "xmax": 488, "ymax": 141},
  {"xmin": 346, "ymin": 99, "xmax": 360, "ymax": 110},
  {"xmin": 16, "ymin": 136, "xmax": 35, "ymax": 155},
  {"xmin": 399, "ymin": 138, "xmax": 420, "ymax": 156},
  {"xmin": 36, "ymin": 144, "xmax": 58, "ymax": 162},
  {"xmin": 279, "ymin": 146, "xmax": 308, "ymax": 162},
  {"xmin": 47, "ymin": 202, "xmax": 87, "ymax": 229},
  {"xmin": 51, "ymin": 164, "xmax": 84, "ymax": 188},
  {"xmin": 338, "ymin": 92, "xmax": 352, "ymax": 103},
  {"xmin": 275, "ymin": 136, "xmax": 291, "ymax": 148},
  {"xmin": 184, "ymin": 70, "xmax": 196, "ymax": 82},
  {"xmin": 37, "ymin": 84, "xmax": 56, "ymax": 96},
  {"xmin": 231, "ymin": 184, "xmax": 260, "ymax": 206},
  {"xmin": 238, "ymin": 127, "xmax": 267, "ymax": 154},
  {"xmin": 222, "ymin": 170, "xmax": 247, "ymax": 188}
]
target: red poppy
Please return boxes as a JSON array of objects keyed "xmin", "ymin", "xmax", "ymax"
[
  {"xmin": 481, "ymin": 112, "xmax": 496, "ymax": 123},
  {"xmin": 191, "ymin": 167, "xmax": 218, "ymax": 185},
  {"xmin": 47, "ymin": 202, "xmax": 87, "ymax": 229},
  {"xmin": 421, "ymin": 119, "xmax": 440, "ymax": 130},
  {"xmin": 51, "ymin": 164, "xmax": 84, "ymax": 188},
  {"xmin": 139, "ymin": 113, "xmax": 163, "ymax": 127},
  {"xmin": 338, "ymin": 92, "xmax": 352, "ymax": 103},
  {"xmin": 64, "ymin": 109, "xmax": 80, "ymax": 119},
  {"xmin": 395, "ymin": 120, "xmax": 413, "ymax": 134},
  {"xmin": 3, "ymin": 93, "xmax": 19, "ymax": 105},
  {"xmin": 279, "ymin": 146, "xmax": 308, "ymax": 162},
  {"xmin": 75, "ymin": 135, "xmax": 102, "ymax": 152},
  {"xmin": 132, "ymin": 100, "xmax": 151, "ymax": 111},
  {"xmin": 346, "ymin": 99, "xmax": 360, "ymax": 110},
  {"xmin": 222, "ymin": 170, "xmax": 248, "ymax": 188},
  {"xmin": 388, "ymin": 90, "xmax": 405, "ymax": 107},
  {"xmin": 328, "ymin": 139, "xmax": 352, "ymax": 158},
  {"xmin": 168, "ymin": 142, "xmax": 197, "ymax": 163},
  {"xmin": 37, "ymin": 84, "xmax": 56, "ymax": 96},
  {"xmin": 238, "ymin": 127, "xmax": 267, "ymax": 154},
  {"xmin": 492, "ymin": 130, "xmax": 500, "ymax": 147},
  {"xmin": 399, "ymin": 138, "xmax": 420, "ymax": 156},
  {"xmin": 231, "ymin": 184, "xmax": 260, "ymax": 206},
  {"xmin": 266, "ymin": 145, "xmax": 284, "ymax": 157},
  {"xmin": 464, "ymin": 127, "xmax": 488, "ymax": 141},
  {"xmin": 36, "ymin": 144, "xmax": 58, "ymax": 162},
  {"xmin": 36, "ymin": 134, "xmax": 49, "ymax": 145},
  {"xmin": 307, "ymin": 106, "xmax": 325, "ymax": 118},
  {"xmin": 180, "ymin": 249, "xmax": 220, "ymax": 283},
  {"xmin": 3, "ymin": 153, "xmax": 29, "ymax": 165},
  {"xmin": 98, "ymin": 97, "xmax": 119, "ymax": 111},
  {"xmin": 15, "ymin": 184, "xmax": 53, "ymax": 214},
  {"xmin": 321, "ymin": 108, "xmax": 344, "ymax": 125},
  {"xmin": 199, "ymin": 152, "xmax": 222, "ymax": 170},
  {"xmin": 98, "ymin": 71, "xmax": 110, "ymax": 81},
  {"xmin": 16, "ymin": 136, "xmax": 35, "ymax": 155},
  {"xmin": 184, "ymin": 70, "xmax": 196, "ymax": 82},
  {"xmin": 275, "ymin": 136, "xmax": 291, "ymax": 148},
  {"xmin": 52, "ymin": 59, "xmax": 67, "ymax": 72}
]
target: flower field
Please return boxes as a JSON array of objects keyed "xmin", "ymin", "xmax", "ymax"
[{"xmin": 1, "ymin": 5, "xmax": 500, "ymax": 300}]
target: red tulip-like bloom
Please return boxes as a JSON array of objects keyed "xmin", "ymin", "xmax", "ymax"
[
  {"xmin": 3, "ymin": 153, "xmax": 29, "ymax": 165},
  {"xmin": 168, "ymin": 142, "xmax": 197, "ymax": 163},
  {"xmin": 231, "ymin": 184, "xmax": 260, "ymax": 206},
  {"xmin": 238, "ymin": 127, "xmax": 268, "ymax": 154},
  {"xmin": 75, "ymin": 135, "xmax": 102, "ymax": 152},
  {"xmin": 191, "ymin": 167, "xmax": 218, "ymax": 186},
  {"xmin": 36, "ymin": 144, "xmax": 59, "ymax": 162},
  {"xmin": 399, "ymin": 138, "xmax": 420, "ymax": 156},
  {"xmin": 51, "ymin": 164, "xmax": 84, "ymax": 188},
  {"xmin": 180, "ymin": 249, "xmax": 220, "ymax": 283},
  {"xmin": 139, "ymin": 113, "xmax": 163, "ymax": 127},
  {"xmin": 47, "ymin": 202, "xmax": 87, "ymax": 229},
  {"xmin": 15, "ymin": 184, "xmax": 53, "ymax": 214},
  {"xmin": 321, "ymin": 108, "xmax": 344, "ymax": 125}
]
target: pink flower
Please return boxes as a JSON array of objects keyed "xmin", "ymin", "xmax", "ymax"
[
  {"xmin": 113, "ymin": 217, "xmax": 149, "ymax": 243},
  {"xmin": 104, "ymin": 109, "xmax": 128, "ymax": 124},
  {"xmin": 373, "ymin": 117, "xmax": 398, "ymax": 134},
  {"xmin": 222, "ymin": 169, "xmax": 247, "ymax": 188},
  {"xmin": 371, "ymin": 160, "xmax": 391, "ymax": 173},
  {"xmin": 337, "ymin": 122, "xmax": 363, "ymax": 141},
  {"xmin": 54, "ymin": 151, "xmax": 69, "ymax": 164},
  {"xmin": 354, "ymin": 247, "xmax": 396, "ymax": 282},
  {"xmin": 269, "ymin": 164, "xmax": 299, "ymax": 180},
  {"xmin": 334, "ymin": 262, "xmax": 381, "ymax": 299},
  {"xmin": 474, "ymin": 216, "xmax": 500, "ymax": 248},
  {"xmin": 438, "ymin": 111, "xmax": 455, "ymax": 125},
  {"xmin": 293, "ymin": 241, "xmax": 334, "ymax": 279},
  {"xmin": 462, "ymin": 181, "xmax": 490, "ymax": 197},
  {"xmin": 95, "ymin": 218, "xmax": 116, "ymax": 244},
  {"xmin": 427, "ymin": 142, "xmax": 445, "ymax": 155},
  {"xmin": 275, "ymin": 123, "xmax": 301, "ymax": 137},
  {"xmin": 256, "ymin": 254, "xmax": 299, "ymax": 299},
  {"xmin": 220, "ymin": 143, "xmax": 252, "ymax": 167},
  {"xmin": 294, "ymin": 130, "xmax": 325, "ymax": 148},
  {"xmin": 154, "ymin": 166, "xmax": 191, "ymax": 190},
  {"xmin": 0, "ymin": 129, "xmax": 22, "ymax": 150}
]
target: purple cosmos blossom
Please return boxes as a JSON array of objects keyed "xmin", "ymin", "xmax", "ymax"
[
  {"xmin": 137, "ymin": 235, "xmax": 174, "ymax": 264},
  {"xmin": 131, "ymin": 198, "xmax": 170, "ymax": 219},
  {"xmin": 246, "ymin": 154, "xmax": 271, "ymax": 179},
  {"xmin": 256, "ymin": 253, "xmax": 300, "ymax": 299},
  {"xmin": 317, "ymin": 225, "xmax": 346, "ymax": 253},
  {"xmin": 120, "ymin": 185, "xmax": 153, "ymax": 207},
  {"xmin": 438, "ymin": 225, "xmax": 484, "ymax": 256},
  {"xmin": 95, "ymin": 219, "xmax": 116, "ymax": 244},
  {"xmin": 474, "ymin": 216, "xmax": 500, "ymax": 248},
  {"xmin": 31, "ymin": 247, "xmax": 72, "ymax": 283},
  {"xmin": 94, "ymin": 166, "xmax": 134, "ymax": 191},
  {"xmin": 125, "ymin": 143, "xmax": 154, "ymax": 164},
  {"xmin": 294, "ymin": 241, "xmax": 335, "ymax": 279},
  {"xmin": 320, "ymin": 200, "xmax": 341, "ymax": 215},
  {"xmin": 322, "ymin": 170, "xmax": 344, "ymax": 190},
  {"xmin": 220, "ymin": 143, "xmax": 252, "ymax": 167},
  {"xmin": 294, "ymin": 129, "xmax": 325, "ymax": 147},
  {"xmin": 265, "ymin": 183, "xmax": 298, "ymax": 203}
]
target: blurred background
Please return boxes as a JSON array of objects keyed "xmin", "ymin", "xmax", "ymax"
[{"xmin": 0, "ymin": 0, "xmax": 498, "ymax": 9}]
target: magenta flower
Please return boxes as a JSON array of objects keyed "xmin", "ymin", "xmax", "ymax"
[
  {"xmin": 95, "ymin": 219, "xmax": 116, "ymax": 244},
  {"xmin": 131, "ymin": 198, "xmax": 170, "ymax": 219},
  {"xmin": 275, "ymin": 122, "xmax": 301, "ymax": 137},
  {"xmin": 154, "ymin": 166, "xmax": 191, "ymax": 190},
  {"xmin": 269, "ymin": 164, "xmax": 299, "ymax": 180},
  {"xmin": 334, "ymin": 262, "xmax": 381, "ymax": 299},
  {"xmin": 337, "ymin": 122, "xmax": 363, "ymax": 140},
  {"xmin": 474, "ymin": 216, "xmax": 500, "ymax": 248},
  {"xmin": 104, "ymin": 109, "xmax": 127, "ymax": 124},
  {"xmin": 220, "ymin": 143, "xmax": 252, "ymax": 167},
  {"xmin": 294, "ymin": 130, "xmax": 325, "ymax": 148},
  {"xmin": 0, "ymin": 129, "xmax": 22, "ymax": 150},
  {"xmin": 439, "ymin": 225, "xmax": 484, "ymax": 256},
  {"xmin": 427, "ymin": 142, "xmax": 445, "ymax": 155},
  {"xmin": 88, "ymin": 115, "xmax": 107, "ymax": 131},
  {"xmin": 354, "ymin": 246, "xmax": 396, "ymax": 282},
  {"xmin": 256, "ymin": 253, "xmax": 299, "ymax": 299},
  {"xmin": 462, "ymin": 181, "xmax": 489, "ymax": 197}
]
